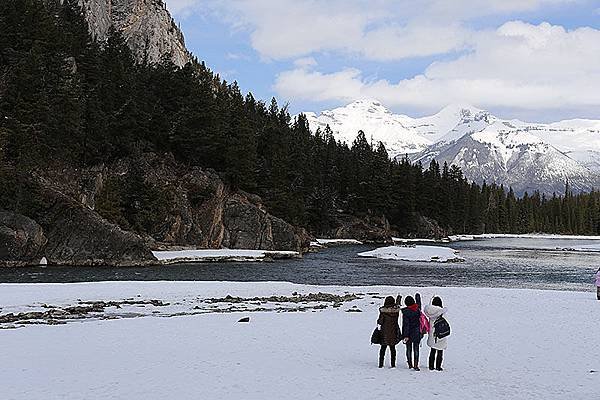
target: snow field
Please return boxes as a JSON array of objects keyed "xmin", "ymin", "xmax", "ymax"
[{"xmin": 0, "ymin": 281, "xmax": 598, "ymax": 400}]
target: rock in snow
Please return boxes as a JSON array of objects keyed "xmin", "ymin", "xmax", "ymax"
[
  {"xmin": 357, "ymin": 245, "xmax": 464, "ymax": 262},
  {"xmin": 302, "ymin": 100, "xmax": 600, "ymax": 195}
]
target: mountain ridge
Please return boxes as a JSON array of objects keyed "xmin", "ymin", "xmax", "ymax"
[{"xmin": 303, "ymin": 100, "xmax": 600, "ymax": 194}]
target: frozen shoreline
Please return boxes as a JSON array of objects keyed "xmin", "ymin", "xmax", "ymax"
[
  {"xmin": 449, "ymin": 233, "xmax": 600, "ymax": 241},
  {"xmin": 0, "ymin": 281, "xmax": 598, "ymax": 400},
  {"xmin": 152, "ymin": 249, "xmax": 300, "ymax": 264},
  {"xmin": 310, "ymin": 238, "xmax": 364, "ymax": 247}
]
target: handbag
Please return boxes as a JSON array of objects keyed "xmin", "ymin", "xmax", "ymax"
[{"xmin": 371, "ymin": 327, "xmax": 382, "ymax": 344}]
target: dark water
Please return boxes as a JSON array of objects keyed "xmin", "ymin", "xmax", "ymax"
[{"xmin": 0, "ymin": 238, "xmax": 598, "ymax": 291}]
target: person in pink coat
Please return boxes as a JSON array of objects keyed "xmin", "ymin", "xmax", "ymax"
[{"xmin": 596, "ymin": 268, "xmax": 600, "ymax": 300}]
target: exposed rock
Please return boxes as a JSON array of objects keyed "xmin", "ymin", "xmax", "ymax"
[
  {"xmin": 0, "ymin": 211, "xmax": 47, "ymax": 266},
  {"xmin": 75, "ymin": 0, "xmax": 191, "ymax": 66},
  {"xmin": 4, "ymin": 174, "xmax": 157, "ymax": 267},
  {"xmin": 98, "ymin": 153, "xmax": 310, "ymax": 252},
  {"xmin": 221, "ymin": 194, "xmax": 307, "ymax": 251},
  {"xmin": 207, "ymin": 293, "xmax": 360, "ymax": 304},
  {"xmin": 414, "ymin": 215, "xmax": 447, "ymax": 239},
  {"xmin": 6, "ymin": 152, "xmax": 309, "ymax": 267},
  {"xmin": 326, "ymin": 213, "xmax": 393, "ymax": 243},
  {"xmin": 237, "ymin": 317, "xmax": 250, "ymax": 323}
]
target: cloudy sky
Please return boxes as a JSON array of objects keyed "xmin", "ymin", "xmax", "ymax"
[{"xmin": 165, "ymin": 0, "xmax": 600, "ymax": 121}]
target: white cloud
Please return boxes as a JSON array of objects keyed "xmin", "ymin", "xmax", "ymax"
[
  {"xmin": 225, "ymin": 52, "xmax": 251, "ymax": 61},
  {"xmin": 274, "ymin": 22, "xmax": 600, "ymax": 113},
  {"xmin": 293, "ymin": 57, "xmax": 318, "ymax": 68},
  {"xmin": 173, "ymin": 0, "xmax": 574, "ymax": 61}
]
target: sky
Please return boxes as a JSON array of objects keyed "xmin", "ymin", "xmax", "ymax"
[{"xmin": 164, "ymin": 0, "xmax": 600, "ymax": 122}]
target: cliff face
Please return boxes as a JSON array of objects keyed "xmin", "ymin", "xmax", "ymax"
[
  {"xmin": 0, "ymin": 153, "xmax": 310, "ymax": 267},
  {"xmin": 76, "ymin": 0, "xmax": 190, "ymax": 66},
  {"xmin": 99, "ymin": 153, "xmax": 311, "ymax": 252},
  {"xmin": 0, "ymin": 176, "xmax": 157, "ymax": 267}
]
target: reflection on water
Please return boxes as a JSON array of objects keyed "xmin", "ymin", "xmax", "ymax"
[{"xmin": 0, "ymin": 238, "xmax": 598, "ymax": 292}]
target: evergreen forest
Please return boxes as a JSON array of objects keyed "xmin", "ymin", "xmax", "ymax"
[{"xmin": 1, "ymin": 0, "xmax": 600, "ymax": 236}]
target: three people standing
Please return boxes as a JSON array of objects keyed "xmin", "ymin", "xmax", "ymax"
[{"xmin": 375, "ymin": 293, "xmax": 449, "ymax": 371}]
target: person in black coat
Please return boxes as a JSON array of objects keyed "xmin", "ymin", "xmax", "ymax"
[
  {"xmin": 376, "ymin": 296, "xmax": 401, "ymax": 368},
  {"xmin": 401, "ymin": 295, "xmax": 422, "ymax": 370}
]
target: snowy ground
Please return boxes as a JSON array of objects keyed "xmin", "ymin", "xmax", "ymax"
[
  {"xmin": 358, "ymin": 245, "xmax": 464, "ymax": 262},
  {"xmin": 311, "ymin": 238, "xmax": 364, "ymax": 247},
  {"xmin": 152, "ymin": 249, "xmax": 300, "ymax": 264},
  {"xmin": 1, "ymin": 281, "xmax": 597, "ymax": 400},
  {"xmin": 392, "ymin": 237, "xmax": 437, "ymax": 243}
]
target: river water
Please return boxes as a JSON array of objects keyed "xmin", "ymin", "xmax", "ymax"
[{"xmin": 1, "ymin": 238, "xmax": 598, "ymax": 291}]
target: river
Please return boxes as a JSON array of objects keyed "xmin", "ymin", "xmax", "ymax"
[{"xmin": 1, "ymin": 237, "xmax": 598, "ymax": 291}]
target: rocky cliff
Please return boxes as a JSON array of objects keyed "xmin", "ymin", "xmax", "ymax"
[
  {"xmin": 0, "ymin": 175, "xmax": 157, "ymax": 267},
  {"xmin": 96, "ymin": 153, "xmax": 311, "ymax": 252},
  {"xmin": 75, "ymin": 0, "xmax": 191, "ymax": 66},
  {"xmin": 0, "ymin": 153, "xmax": 310, "ymax": 267},
  {"xmin": 0, "ymin": 211, "xmax": 47, "ymax": 266}
]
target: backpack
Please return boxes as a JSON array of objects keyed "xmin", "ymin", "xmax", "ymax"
[
  {"xmin": 371, "ymin": 327, "xmax": 382, "ymax": 345},
  {"xmin": 419, "ymin": 312, "xmax": 430, "ymax": 334},
  {"xmin": 433, "ymin": 316, "xmax": 451, "ymax": 340}
]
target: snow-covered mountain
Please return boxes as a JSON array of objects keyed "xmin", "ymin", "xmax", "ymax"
[
  {"xmin": 304, "ymin": 99, "xmax": 431, "ymax": 155},
  {"xmin": 302, "ymin": 100, "xmax": 600, "ymax": 194}
]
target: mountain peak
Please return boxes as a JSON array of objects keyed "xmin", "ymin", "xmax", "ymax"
[
  {"xmin": 436, "ymin": 103, "xmax": 485, "ymax": 118},
  {"xmin": 302, "ymin": 99, "xmax": 600, "ymax": 194},
  {"xmin": 344, "ymin": 98, "xmax": 390, "ymax": 114}
]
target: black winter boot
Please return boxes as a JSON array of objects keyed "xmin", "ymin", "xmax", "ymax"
[
  {"xmin": 436, "ymin": 350, "xmax": 444, "ymax": 371},
  {"xmin": 429, "ymin": 349, "xmax": 436, "ymax": 370}
]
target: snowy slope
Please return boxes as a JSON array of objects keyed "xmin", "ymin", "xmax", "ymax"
[
  {"xmin": 302, "ymin": 100, "xmax": 600, "ymax": 194},
  {"xmin": 414, "ymin": 120, "xmax": 596, "ymax": 194},
  {"xmin": 304, "ymin": 99, "xmax": 432, "ymax": 156}
]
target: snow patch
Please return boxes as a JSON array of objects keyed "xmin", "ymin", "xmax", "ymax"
[
  {"xmin": 314, "ymin": 238, "xmax": 363, "ymax": 246},
  {"xmin": 357, "ymin": 245, "xmax": 464, "ymax": 262},
  {"xmin": 152, "ymin": 249, "xmax": 300, "ymax": 264}
]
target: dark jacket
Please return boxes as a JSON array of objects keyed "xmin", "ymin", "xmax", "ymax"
[
  {"xmin": 377, "ymin": 306, "xmax": 401, "ymax": 346},
  {"xmin": 401, "ymin": 306, "xmax": 422, "ymax": 343}
]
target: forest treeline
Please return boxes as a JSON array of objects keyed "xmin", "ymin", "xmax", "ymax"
[{"xmin": 1, "ymin": 0, "xmax": 600, "ymax": 236}]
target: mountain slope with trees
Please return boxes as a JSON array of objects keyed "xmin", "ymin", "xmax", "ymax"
[{"xmin": 1, "ymin": 0, "xmax": 600, "ymax": 266}]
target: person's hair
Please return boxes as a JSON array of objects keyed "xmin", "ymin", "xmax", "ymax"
[
  {"xmin": 384, "ymin": 296, "xmax": 395, "ymax": 307},
  {"xmin": 432, "ymin": 296, "xmax": 443, "ymax": 307},
  {"xmin": 404, "ymin": 296, "xmax": 415, "ymax": 306}
]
